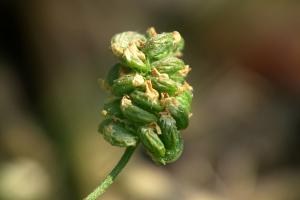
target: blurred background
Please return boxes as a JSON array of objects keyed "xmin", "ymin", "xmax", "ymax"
[{"xmin": 1, "ymin": 0, "xmax": 300, "ymax": 200}]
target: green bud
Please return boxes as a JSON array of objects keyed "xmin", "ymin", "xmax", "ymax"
[
  {"xmin": 120, "ymin": 96, "xmax": 157, "ymax": 124},
  {"xmin": 158, "ymin": 114, "xmax": 179, "ymax": 150},
  {"xmin": 152, "ymin": 56, "xmax": 185, "ymax": 74},
  {"xmin": 165, "ymin": 97, "xmax": 189, "ymax": 130},
  {"xmin": 163, "ymin": 135, "xmax": 184, "ymax": 164},
  {"xmin": 146, "ymin": 27, "xmax": 157, "ymax": 39},
  {"xmin": 122, "ymin": 43, "xmax": 151, "ymax": 72},
  {"xmin": 178, "ymin": 83, "xmax": 193, "ymax": 108},
  {"xmin": 169, "ymin": 65, "xmax": 191, "ymax": 83},
  {"xmin": 111, "ymin": 74, "xmax": 145, "ymax": 96},
  {"xmin": 99, "ymin": 118, "xmax": 138, "ymax": 147},
  {"xmin": 150, "ymin": 75, "xmax": 178, "ymax": 96},
  {"xmin": 169, "ymin": 73, "xmax": 185, "ymax": 83},
  {"xmin": 176, "ymin": 90, "xmax": 193, "ymax": 113},
  {"xmin": 130, "ymin": 90, "xmax": 163, "ymax": 113},
  {"xmin": 111, "ymin": 31, "xmax": 150, "ymax": 72},
  {"xmin": 111, "ymin": 31, "xmax": 146, "ymax": 57},
  {"xmin": 138, "ymin": 126, "xmax": 166, "ymax": 164},
  {"xmin": 175, "ymin": 36, "xmax": 184, "ymax": 53},
  {"xmin": 105, "ymin": 63, "xmax": 122, "ymax": 87},
  {"xmin": 98, "ymin": 27, "xmax": 193, "ymax": 168},
  {"xmin": 142, "ymin": 31, "xmax": 184, "ymax": 61},
  {"xmin": 102, "ymin": 99, "xmax": 123, "ymax": 118}
]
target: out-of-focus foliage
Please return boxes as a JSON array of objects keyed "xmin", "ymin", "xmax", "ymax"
[{"xmin": 0, "ymin": 0, "xmax": 299, "ymax": 200}]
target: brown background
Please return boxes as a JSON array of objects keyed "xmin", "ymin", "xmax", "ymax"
[{"xmin": 0, "ymin": 1, "xmax": 300, "ymax": 199}]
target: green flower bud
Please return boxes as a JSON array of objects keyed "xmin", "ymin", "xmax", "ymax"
[
  {"xmin": 175, "ymin": 36, "xmax": 184, "ymax": 54},
  {"xmin": 158, "ymin": 114, "xmax": 179, "ymax": 150},
  {"xmin": 169, "ymin": 73, "xmax": 185, "ymax": 83},
  {"xmin": 111, "ymin": 31, "xmax": 150, "ymax": 72},
  {"xmin": 169, "ymin": 65, "xmax": 191, "ymax": 83},
  {"xmin": 102, "ymin": 99, "xmax": 123, "ymax": 118},
  {"xmin": 162, "ymin": 95, "xmax": 190, "ymax": 130},
  {"xmin": 123, "ymin": 44, "xmax": 151, "ymax": 72},
  {"xmin": 111, "ymin": 31, "xmax": 146, "ymax": 57},
  {"xmin": 150, "ymin": 71, "xmax": 179, "ymax": 96},
  {"xmin": 163, "ymin": 136, "xmax": 184, "ymax": 164},
  {"xmin": 176, "ymin": 89, "xmax": 193, "ymax": 113},
  {"xmin": 138, "ymin": 126, "xmax": 166, "ymax": 164},
  {"xmin": 100, "ymin": 27, "xmax": 193, "ymax": 166},
  {"xmin": 105, "ymin": 63, "xmax": 122, "ymax": 86},
  {"xmin": 146, "ymin": 27, "xmax": 157, "ymax": 39},
  {"xmin": 99, "ymin": 118, "xmax": 138, "ymax": 147},
  {"xmin": 130, "ymin": 90, "xmax": 163, "ymax": 113},
  {"xmin": 111, "ymin": 74, "xmax": 145, "ymax": 96},
  {"xmin": 152, "ymin": 56, "xmax": 185, "ymax": 74},
  {"xmin": 120, "ymin": 96, "xmax": 158, "ymax": 124},
  {"xmin": 142, "ymin": 31, "xmax": 184, "ymax": 61}
]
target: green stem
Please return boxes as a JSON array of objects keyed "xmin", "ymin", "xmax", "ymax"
[{"xmin": 84, "ymin": 146, "xmax": 137, "ymax": 200}]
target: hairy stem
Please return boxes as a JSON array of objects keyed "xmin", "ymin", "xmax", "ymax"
[{"xmin": 84, "ymin": 146, "xmax": 137, "ymax": 200}]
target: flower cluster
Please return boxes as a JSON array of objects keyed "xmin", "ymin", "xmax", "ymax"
[{"xmin": 99, "ymin": 27, "xmax": 193, "ymax": 165}]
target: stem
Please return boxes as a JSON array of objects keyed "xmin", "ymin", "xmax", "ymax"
[{"xmin": 84, "ymin": 146, "xmax": 137, "ymax": 200}]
